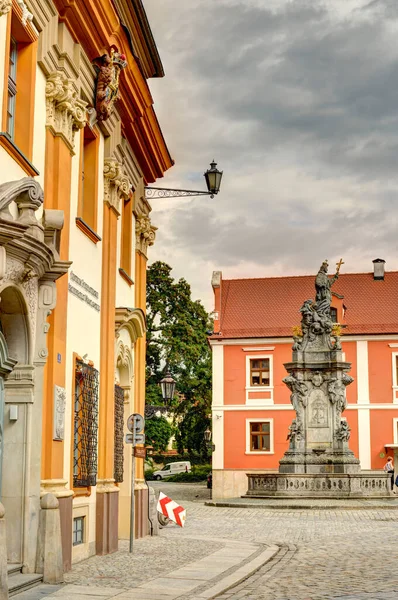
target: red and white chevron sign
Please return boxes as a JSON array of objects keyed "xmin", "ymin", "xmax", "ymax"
[{"xmin": 157, "ymin": 492, "xmax": 186, "ymax": 527}]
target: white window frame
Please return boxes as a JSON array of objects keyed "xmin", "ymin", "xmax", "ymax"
[
  {"xmin": 391, "ymin": 353, "xmax": 398, "ymax": 403},
  {"xmin": 245, "ymin": 418, "xmax": 274, "ymax": 455},
  {"xmin": 393, "ymin": 418, "xmax": 398, "ymax": 444},
  {"xmin": 245, "ymin": 354, "xmax": 273, "ymax": 404}
]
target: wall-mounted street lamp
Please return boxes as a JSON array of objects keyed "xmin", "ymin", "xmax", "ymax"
[
  {"xmin": 160, "ymin": 370, "xmax": 176, "ymax": 404},
  {"xmin": 204, "ymin": 427, "xmax": 212, "ymax": 445},
  {"xmin": 145, "ymin": 161, "xmax": 223, "ymax": 200}
]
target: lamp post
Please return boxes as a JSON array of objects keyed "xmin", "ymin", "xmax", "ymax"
[
  {"xmin": 204, "ymin": 427, "xmax": 212, "ymax": 499},
  {"xmin": 145, "ymin": 161, "xmax": 223, "ymax": 200}
]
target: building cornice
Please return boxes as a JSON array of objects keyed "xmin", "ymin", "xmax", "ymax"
[{"xmin": 51, "ymin": 0, "xmax": 173, "ymax": 181}]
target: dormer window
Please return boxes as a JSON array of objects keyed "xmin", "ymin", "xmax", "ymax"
[{"xmin": 330, "ymin": 307, "xmax": 338, "ymax": 323}]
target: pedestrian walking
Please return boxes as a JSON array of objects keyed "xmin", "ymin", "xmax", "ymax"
[{"xmin": 384, "ymin": 456, "xmax": 395, "ymax": 492}]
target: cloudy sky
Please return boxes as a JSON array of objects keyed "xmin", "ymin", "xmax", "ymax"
[{"xmin": 144, "ymin": 0, "xmax": 398, "ymax": 309}]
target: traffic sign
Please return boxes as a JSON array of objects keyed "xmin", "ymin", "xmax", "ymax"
[
  {"xmin": 134, "ymin": 433, "xmax": 145, "ymax": 445},
  {"xmin": 127, "ymin": 413, "xmax": 144, "ymax": 434},
  {"xmin": 125, "ymin": 433, "xmax": 134, "ymax": 444}
]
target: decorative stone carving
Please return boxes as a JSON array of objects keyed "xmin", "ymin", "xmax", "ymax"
[
  {"xmin": 103, "ymin": 158, "xmax": 130, "ymax": 215},
  {"xmin": 115, "ymin": 307, "xmax": 146, "ymax": 343},
  {"xmin": 0, "ymin": 0, "xmax": 11, "ymax": 16},
  {"xmin": 93, "ymin": 49, "xmax": 127, "ymax": 122},
  {"xmin": 53, "ymin": 385, "xmax": 66, "ymax": 440},
  {"xmin": 135, "ymin": 215, "xmax": 157, "ymax": 257},
  {"xmin": 45, "ymin": 72, "xmax": 87, "ymax": 153},
  {"xmin": 17, "ymin": 0, "xmax": 33, "ymax": 25},
  {"xmin": 0, "ymin": 178, "xmax": 70, "ymax": 366}
]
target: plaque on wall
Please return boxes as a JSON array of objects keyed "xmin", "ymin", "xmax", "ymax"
[{"xmin": 53, "ymin": 385, "xmax": 66, "ymax": 441}]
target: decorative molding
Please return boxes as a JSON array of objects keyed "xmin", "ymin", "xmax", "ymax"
[
  {"xmin": 16, "ymin": 0, "xmax": 33, "ymax": 26},
  {"xmin": 96, "ymin": 478, "xmax": 119, "ymax": 493},
  {"xmin": 40, "ymin": 479, "xmax": 73, "ymax": 499},
  {"xmin": 115, "ymin": 306, "xmax": 146, "ymax": 344},
  {"xmin": 53, "ymin": 385, "xmax": 66, "ymax": 440},
  {"xmin": 0, "ymin": 0, "xmax": 11, "ymax": 16},
  {"xmin": 118, "ymin": 267, "xmax": 133, "ymax": 286},
  {"xmin": 103, "ymin": 158, "xmax": 130, "ymax": 215},
  {"xmin": 242, "ymin": 347, "xmax": 275, "ymax": 352},
  {"xmin": 45, "ymin": 72, "xmax": 87, "ymax": 154},
  {"xmin": 135, "ymin": 215, "xmax": 156, "ymax": 257},
  {"xmin": 75, "ymin": 217, "xmax": 102, "ymax": 244},
  {"xmin": 93, "ymin": 49, "xmax": 127, "ymax": 122}
]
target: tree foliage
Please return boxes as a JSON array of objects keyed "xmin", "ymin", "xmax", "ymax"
[
  {"xmin": 146, "ymin": 261, "xmax": 212, "ymax": 458},
  {"xmin": 145, "ymin": 417, "xmax": 174, "ymax": 453}
]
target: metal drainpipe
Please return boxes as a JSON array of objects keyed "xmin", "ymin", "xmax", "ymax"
[{"xmin": 145, "ymin": 478, "xmax": 154, "ymax": 536}]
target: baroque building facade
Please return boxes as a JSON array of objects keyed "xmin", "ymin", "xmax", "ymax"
[
  {"xmin": 0, "ymin": 0, "xmax": 172, "ymax": 576},
  {"xmin": 210, "ymin": 261, "xmax": 398, "ymax": 499}
]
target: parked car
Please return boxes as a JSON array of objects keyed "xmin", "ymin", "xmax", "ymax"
[
  {"xmin": 153, "ymin": 461, "xmax": 191, "ymax": 480},
  {"xmin": 207, "ymin": 473, "xmax": 212, "ymax": 489}
]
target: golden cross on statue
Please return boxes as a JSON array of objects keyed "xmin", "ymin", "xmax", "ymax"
[{"xmin": 336, "ymin": 258, "xmax": 344, "ymax": 274}]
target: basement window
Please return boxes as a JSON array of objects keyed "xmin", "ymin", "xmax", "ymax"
[{"xmin": 73, "ymin": 517, "xmax": 84, "ymax": 546}]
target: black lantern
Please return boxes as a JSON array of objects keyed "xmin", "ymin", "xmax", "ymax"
[
  {"xmin": 204, "ymin": 427, "xmax": 212, "ymax": 443},
  {"xmin": 204, "ymin": 161, "xmax": 223, "ymax": 198},
  {"xmin": 160, "ymin": 370, "xmax": 176, "ymax": 403}
]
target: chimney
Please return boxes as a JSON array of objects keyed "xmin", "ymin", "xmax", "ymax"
[
  {"xmin": 211, "ymin": 271, "xmax": 222, "ymax": 333},
  {"xmin": 372, "ymin": 258, "xmax": 385, "ymax": 280}
]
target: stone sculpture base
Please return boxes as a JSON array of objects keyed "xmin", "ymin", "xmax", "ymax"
[{"xmin": 246, "ymin": 472, "xmax": 393, "ymax": 498}]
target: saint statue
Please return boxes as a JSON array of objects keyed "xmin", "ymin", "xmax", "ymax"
[{"xmin": 315, "ymin": 259, "xmax": 342, "ymax": 314}]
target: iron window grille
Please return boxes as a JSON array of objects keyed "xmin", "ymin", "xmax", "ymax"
[
  {"xmin": 73, "ymin": 360, "xmax": 99, "ymax": 487},
  {"xmin": 114, "ymin": 384, "xmax": 125, "ymax": 483}
]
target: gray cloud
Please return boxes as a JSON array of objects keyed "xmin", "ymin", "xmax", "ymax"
[{"xmin": 144, "ymin": 0, "xmax": 398, "ymax": 308}]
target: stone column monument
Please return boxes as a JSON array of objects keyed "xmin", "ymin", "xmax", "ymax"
[{"xmin": 246, "ymin": 260, "xmax": 391, "ymax": 498}]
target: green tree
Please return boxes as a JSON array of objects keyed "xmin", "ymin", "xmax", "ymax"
[
  {"xmin": 145, "ymin": 416, "xmax": 173, "ymax": 453},
  {"xmin": 146, "ymin": 261, "xmax": 212, "ymax": 458}
]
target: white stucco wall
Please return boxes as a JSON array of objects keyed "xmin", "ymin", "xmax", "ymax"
[
  {"xmin": 64, "ymin": 130, "xmax": 105, "ymax": 560},
  {"xmin": 115, "ymin": 209, "xmax": 136, "ymax": 309}
]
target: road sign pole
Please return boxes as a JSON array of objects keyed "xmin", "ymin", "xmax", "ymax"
[{"xmin": 129, "ymin": 445, "xmax": 135, "ymax": 553}]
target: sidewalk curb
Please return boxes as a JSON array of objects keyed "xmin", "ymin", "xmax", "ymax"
[
  {"xmin": 205, "ymin": 500, "xmax": 398, "ymax": 510},
  {"xmin": 194, "ymin": 544, "xmax": 279, "ymax": 599}
]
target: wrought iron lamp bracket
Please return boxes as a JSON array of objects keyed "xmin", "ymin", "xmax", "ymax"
[{"xmin": 145, "ymin": 187, "xmax": 215, "ymax": 200}]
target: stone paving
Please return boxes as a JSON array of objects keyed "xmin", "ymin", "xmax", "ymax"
[{"xmin": 14, "ymin": 482, "xmax": 398, "ymax": 600}]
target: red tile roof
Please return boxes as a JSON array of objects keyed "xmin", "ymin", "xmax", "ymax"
[{"xmin": 216, "ymin": 271, "xmax": 398, "ymax": 339}]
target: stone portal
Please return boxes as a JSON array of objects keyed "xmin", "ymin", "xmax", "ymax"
[{"xmin": 246, "ymin": 260, "xmax": 391, "ymax": 498}]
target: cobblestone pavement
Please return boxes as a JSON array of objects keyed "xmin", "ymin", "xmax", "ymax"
[
  {"xmin": 16, "ymin": 482, "xmax": 398, "ymax": 600},
  {"xmin": 153, "ymin": 483, "xmax": 398, "ymax": 600}
]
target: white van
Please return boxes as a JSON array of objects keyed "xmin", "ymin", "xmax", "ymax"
[{"xmin": 153, "ymin": 461, "xmax": 191, "ymax": 480}]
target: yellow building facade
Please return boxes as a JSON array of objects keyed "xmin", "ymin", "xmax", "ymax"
[{"xmin": 0, "ymin": 0, "xmax": 172, "ymax": 575}]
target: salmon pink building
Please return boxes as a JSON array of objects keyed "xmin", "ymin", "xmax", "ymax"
[{"xmin": 209, "ymin": 260, "xmax": 398, "ymax": 499}]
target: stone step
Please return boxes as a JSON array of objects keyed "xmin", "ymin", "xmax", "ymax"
[
  {"xmin": 7, "ymin": 564, "xmax": 23, "ymax": 576},
  {"xmin": 9, "ymin": 573, "xmax": 43, "ymax": 597}
]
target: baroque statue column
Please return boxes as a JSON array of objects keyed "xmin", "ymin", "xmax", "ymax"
[
  {"xmin": 96, "ymin": 158, "xmax": 130, "ymax": 554},
  {"xmin": 41, "ymin": 70, "xmax": 87, "ymax": 571}
]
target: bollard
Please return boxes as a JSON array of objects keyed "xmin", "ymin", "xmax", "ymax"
[
  {"xmin": 148, "ymin": 487, "xmax": 158, "ymax": 536},
  {"xmin": 36, "ymin": 494, "xmax": 63, "ymax": 584},
  {"xmin": 0, "ymin": 503, "xmax": 8, "ymax": 600}
]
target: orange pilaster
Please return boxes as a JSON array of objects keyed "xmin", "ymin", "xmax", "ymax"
[
  {"xmin": 41, "ymin": 131, "xmax": 72, "ymax": 480},
  {"xmin": 98, "ymin": 204, "xmax": 118, "ymax": 480},
  {"xmin": 134, "ymin": 250, "xmax": 147, "ymax": 481}
]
